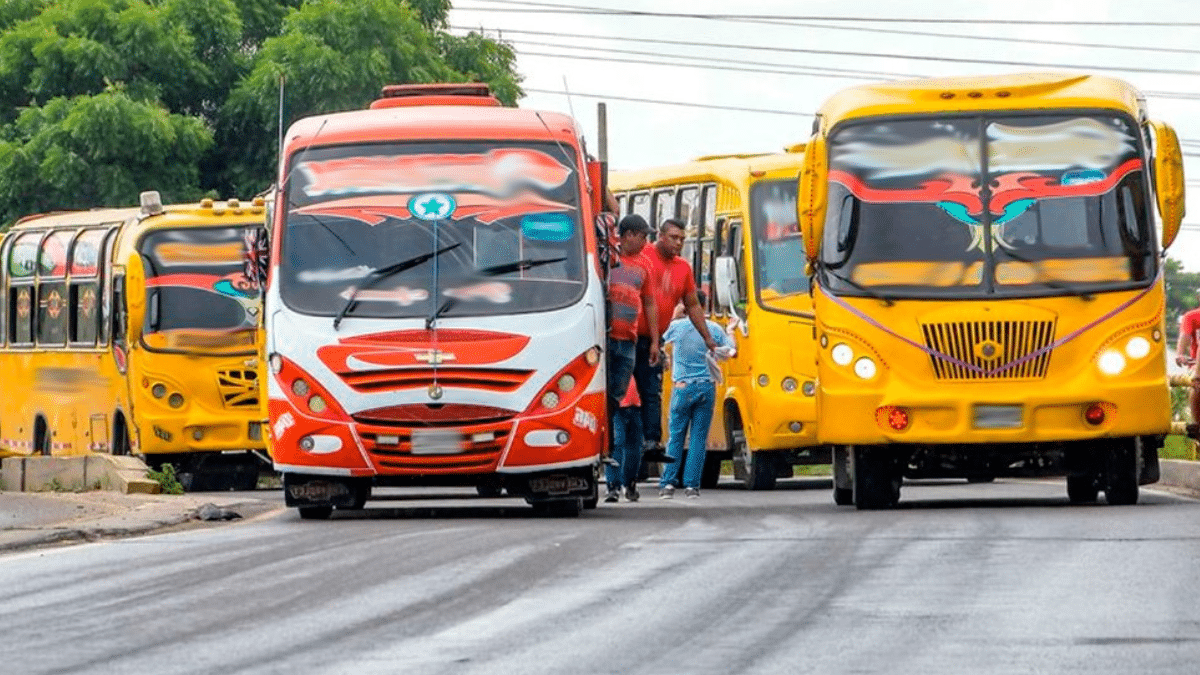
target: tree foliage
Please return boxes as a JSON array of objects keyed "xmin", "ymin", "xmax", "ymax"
[{"xmin": 0, "ymin": 0, "xmax": 522, "ymax": 225}]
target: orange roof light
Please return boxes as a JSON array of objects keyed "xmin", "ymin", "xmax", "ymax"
[{"xmin": 370, "ymin": 83, "xmax": 501, "ymax": 109}]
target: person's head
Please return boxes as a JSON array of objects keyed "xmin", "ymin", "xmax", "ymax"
[
  {"xmin": 656, "ymin": 218, "xmax": 686, "ymax": 258},
  {"xmin": 617, "ymin": 214, "xmax": 650, "ymax": 254}
]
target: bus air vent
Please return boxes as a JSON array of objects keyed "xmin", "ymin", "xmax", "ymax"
[{"xmin": 920, "ymin": 320, "xmax": 1055, "ymax": 380}]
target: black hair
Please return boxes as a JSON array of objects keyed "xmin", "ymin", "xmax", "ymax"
[
  {"xmin": 618, "ymin": 213, "xmax": 650, "ymax": 236},
  {"xmin": 660, "ymin": 218, "xmax": 686, "ymax": 234}
]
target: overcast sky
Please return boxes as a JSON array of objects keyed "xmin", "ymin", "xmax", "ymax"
[{"xmin": 449, "ymin": 0, "xmax": 1200, "ymax": 268}]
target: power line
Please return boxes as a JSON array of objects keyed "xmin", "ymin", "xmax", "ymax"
[
  {"xmin": 457, "ymin": 0, "xmax": 1200, "ymax": 27},
  {"xmin": 453, "ymin": 24, "xmax": 1200, "ymax": 59},
  {"xmin": 516, "ymin": 49, "xmax": 885, "ymax": 81},
  {"xmin": 503, "ymin": 34, "xmax": 1200, "ymax": 78},
  {"xmin": 524, "ymin": 87, "xmax": 806, "ymax": 116}
]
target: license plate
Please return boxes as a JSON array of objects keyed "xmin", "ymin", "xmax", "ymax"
[
  {"xmin": 410, "ymin": 429, "xmax": 464, "ymax": 455},
  {"xmin": 973, "ymin": 404, "xmax": 1023, "ymax": 429},
  {"xmin": 529, "ymin": 475, "xmax": 587, "ymax": 495}
]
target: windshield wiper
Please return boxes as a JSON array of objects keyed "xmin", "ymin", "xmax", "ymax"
[
  {"xmin": 478, "ymin": 256, "xmax": 566, "ymax": 276},
  {"xmin": 333, "ymin": 242, "xmax": 461, "ymax": 329},
  {"xmin": 822, "ymin": 267, "xmax": 895, "ymax": 306},
  {"xmin": 425, "ymin": 297, "xmax": 458, "ymax": 330}
]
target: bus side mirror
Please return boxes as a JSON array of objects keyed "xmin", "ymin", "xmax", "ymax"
[
  {"xmin": 587, "ymin": 159, "xmax": 606, "ymax": 217},
  {"xmin": 713, "ymin": 255, "xmax": 738, "ymax": 311},
  {"xmin": 798, "ymin": 136, "xmax": 828, "ymax": 262},
  {"xmin": 125, "ymin": 253, "xmax": 146, "ymax": 344},
  {"xmin": 1149, "ymin": 120, "xmax": 1185, "ymax": 249}
]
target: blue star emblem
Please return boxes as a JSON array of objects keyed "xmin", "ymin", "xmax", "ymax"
[{"xmin": 408, "ymin": 192, "xmax": 456, "ymax": 221}]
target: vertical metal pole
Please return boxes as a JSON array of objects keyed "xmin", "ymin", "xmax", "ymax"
[{"xmin": 597, "ymin": 102, "xmax": 608, "ymax": 163}]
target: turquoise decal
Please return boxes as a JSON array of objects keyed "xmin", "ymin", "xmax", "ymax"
[
  {"xmin": 1061, "ymin": 169, "xmax": 1105, "ymax": 186},
  {"xmin": 521, "ymin": 213, "xmax": 574, "ymax": 242},
  {"xmin": 409, "ymin": 193, "xmax": 456, "ymax": 221}
]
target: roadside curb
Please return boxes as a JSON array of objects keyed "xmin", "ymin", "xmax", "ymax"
[{"xmin": 1156, "ymin": 459, "xmax": 1200, "ymax": 499}]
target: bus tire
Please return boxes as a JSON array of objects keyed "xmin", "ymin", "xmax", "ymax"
[
  {"xmin": 832, "ymin": 446, "xmax": 853, "ymax": 506},
  {"xmin": 732, "ymin": 428, "xmax": 776, "ymax": 491},
  {"xmin": 583, "ymin": 467, "xmax": 599, "ymax": 509},
  {"xmin": 852, "ymin": 445, "xmax": 901, "ymax": 510},
  {"xmin": 33, "ymin": 417, "xmax": 50, "ymax": 456},
  {"xmin": 298, "ymin": 505, "xmax": 333, "ymax": 520},
  {"xmin": 112, "ymin": 414, "xmax": 131, "ymax": 456},
  {"xmin": 1066, "ymin": 473, "xmax": 1099, "ymax": 503},
  {"xmin": 532, "ymin": 498, "xmax": 582, "ymax": 517},
  {"xmin": 1104, "ymin": 439, "xmax": 1139, "ymax": 506},
  {"xmin": 700, "ymin": 453, "xmax": 722, "ymax": 489}
]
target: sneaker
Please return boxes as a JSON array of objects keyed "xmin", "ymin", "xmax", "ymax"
[
  {"xmin": 658, "ymin": 485, "xmax": 675, "ymax": 499},
  {"xmin": 684, "ymin": 488, "xmax": 700, "ymax": 499},
  {"xmin": 604, "ymin": 489, "xmax": 620, "ymax": 503},
  {"xmin": 641, "ymin": 442, "xmax": 677, "ymax": 464},
  {"xmin": 625, "ymin": 485, "xmax": 640, "ymax": 502}
]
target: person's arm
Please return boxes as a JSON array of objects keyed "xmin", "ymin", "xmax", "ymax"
[
  {"xmin": 1178, "ymin": 314, "xmax": 1195, "ymax": 366},
  {"xmin": 682, "ymin": 289, "xmax": 717, "ymax": 351},
  {"xmin": 642, "ymin": 283, "xmax": 660, "ymax": 366}
]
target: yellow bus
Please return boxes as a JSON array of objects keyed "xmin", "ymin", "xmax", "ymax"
[
  {"xmin": 611, "ymin": 148, "xmax": 830, "ymax": 490},
  {"xmin": 0, "ymin": 192, "xmax": 270, "ymax": 490},
  {"xmin": 795, "ymin": 72, "xmax": 1187, "ymax": 508}
]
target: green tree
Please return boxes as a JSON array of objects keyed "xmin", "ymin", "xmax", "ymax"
[
  {"xmin": 1165, "ymin": 257, "xmax": 1200, "ymax": 343},
  {"xmin": 0, "ymin": 0, "xmax": 522, "ymax": 225}
]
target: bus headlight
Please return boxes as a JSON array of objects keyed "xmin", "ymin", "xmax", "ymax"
[
  {"xmin": 557, "ymin": 374, "xmax": 576, "ymax": 392},
  {"xmin": 308, "ymin": 395, "xmax": 328, "ymax": 414},
  {"xmin": 541, "ymin": 391, "xmax": 560, "ymax": 409},
  {"xmin": 151, "ymin": 383, "xmax": 167, "ymax": 399},
  {"xmin": 1125, "ymin": 336, "xmax": 1151, "ymax": 359},
  {"xmin": 781, "ymin": 377, "xmax": 797, "ymax": 392},
  {"xmin": 1097, "ymin": 350, "xmax": 1126, "ymax": 376},
  {"xmin": 585, "ymin": 347, "xmax": 601, "ymax": 365},
  {"xmin": 854, "ymin": 357, "xmax": 877, "ymax": 380},
  {"xmin": 292, "ymin": 379, "xmax": 310, "ymax": 397},
  {"xmin": 168, "ymin": 393, "xmax": 185, "ymax": 408},
  {"xmin": 269, "ymin": 353, "xmax": 283, "ymax": 374},
  {"xmin": 831, "ymin": 343, "xmax": 853, "ymax": 366}
]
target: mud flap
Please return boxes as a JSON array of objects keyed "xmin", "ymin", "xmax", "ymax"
[{"xmin": 1139, "ymin": 435, "xmax": 1162, "ymax": 485}]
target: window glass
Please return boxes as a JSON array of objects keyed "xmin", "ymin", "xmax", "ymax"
[
  {"xmin": 37, "ymin": 281, "xmax": 67, "ymax": 345},
  {"xmin": 39, "ymin": 231, "xmax": 73, "ymax": 278},
  {"xmin": 9, "ymin": 286, "xmax": 32, "ymax": 344},
  {"xmin": 70, "ymin": 282, "xmax": 100, "ymax": 344},
  {"xmin": 9, "ymin": 232, "xmax": 41, "ymax": 279},
  {"xmin": 70, "ymin": 229, "xmax": 106, "ymax": 276}
]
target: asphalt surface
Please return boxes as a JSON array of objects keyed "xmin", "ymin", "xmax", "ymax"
[{"xmin": 3, "ymin": 478, "xmax": 1200, "ymax": 675}]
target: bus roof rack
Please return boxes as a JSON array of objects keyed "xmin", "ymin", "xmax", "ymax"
[{"xmin": 371, "ymin": 83, "xmax": 501, "ymax": 109}]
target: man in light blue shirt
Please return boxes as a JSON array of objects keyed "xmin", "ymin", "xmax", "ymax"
[{"xmin": 658, "ymin": 291, "xmax": 734, "ymax": 499}]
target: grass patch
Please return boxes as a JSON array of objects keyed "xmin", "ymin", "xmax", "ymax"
[
  {"xmin": 147, "ymin": 463, "xmax": 185, "ymax": 495},
  {"xmin": 1161, "ymin": 434, "xmax": 1197, "ymax": 461}
]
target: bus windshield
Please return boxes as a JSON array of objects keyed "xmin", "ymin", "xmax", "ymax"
[
  {"xmin": 280, "ymin": 141, "xmax": 586, "ymax": 321},
  {"xmin": 750, "ymin": 179, "xmax": 809, "ymax": 306},
  {"xmin": 140, "ymin": 226, "xmax": 261, "ymax": 347},
  {"xmin": 820, "ymin": 113, "xmax": 1155, "ymax": 300}
]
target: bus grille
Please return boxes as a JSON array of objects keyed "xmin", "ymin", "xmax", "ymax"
[
  {"xmin": 352, "ymin": 403, "xmax": 516, "ymax": 428},
  {"xmin": 217, "ymin": 369, "xmax": 259, "ymax": 408},
  {"xmin": 920, "ymin": 320, "xmax": 1055, "ymax": 380},
  {"xmin": 338, "ymin": 367, "xmax": 532, "ymax": 393},
  {"xmin": 361, "ymin": 429, "xmax": 510, "ymax": 473}
]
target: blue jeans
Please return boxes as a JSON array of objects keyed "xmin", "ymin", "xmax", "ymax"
[
  {"xmin": 658, "ymin": 380, "xmax": 716, "ymax": 489},
  {"xmin": 606, "ymin": 338, "xmax": 636, "ymax": 453},
  {"xmin": 634, "ymin": 335, "xmax": 664, "ymax": 444},
  {"xmin": 605, "ymin": 405, "xmax": 643, "ymax": 490}
]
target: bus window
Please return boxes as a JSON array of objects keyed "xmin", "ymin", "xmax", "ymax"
[
  {"xmin": 630, "ymin": 192, "xmax": 650, "ymax": 223},
  {"xmin": 702, "ymin": 184, "xmax": 717, "ymax": 237},
  {"xmin": 679, "ymin": 186, "xmax": 700, "ymax": 231},
  {"xmin": 652, "ymin": 189, "xmax": 674, "ymax": 227},
  {"xmin": 69, "ymin": 229, "xmax": 105, "ymax": 345},
  {"xmin": 37, "ymin": 231, "xmax": 72, "ymax": 346},
  {"xmin": 7, "ymin": 231, "xmax": 39, "ymax": 345},
  {"xmin": 99, "ymin": 227, "xmax": 118, "ymax": 345}
]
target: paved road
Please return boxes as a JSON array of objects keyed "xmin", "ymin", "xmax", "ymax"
[{"xmin": 2, "ymin": 478, "xmax": 1200, "ymax": 675}]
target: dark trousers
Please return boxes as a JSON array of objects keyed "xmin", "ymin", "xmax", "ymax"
[{"xmin": 634, "ymin": 335, "xmax": 664, "ymax": 445}]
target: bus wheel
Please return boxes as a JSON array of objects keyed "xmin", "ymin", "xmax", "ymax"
[
  {"xmin": 852, "ymin": 445, "xmax": 901, "ymax": 510},
  {"xmin": 731, "ymin": 428, "xmax": 776, "ymax": 491},
  {"xmin": 532, "ymin": 498, "xmax": 582, "ymax": 517},
  {"xmin": 832, "ymin": 446, "xmax": 853, "ymax": 506},
  {"xmin": 33, "ymin": 417, "xmax": 50, "ymax": 456},
  {"xmin": 1066, "ymin": 473, "xmax": 1099, "ymax": 504},
  {"xmin": 298, "ymin": 505, "xmax": 333, "ymax": 520},
  {"xmin": 112, "ymin": 415, "xmax": 131, "ymax": 456},
  {"xmin": 1104, "ymin": 440, "xmax": 1139, "ymax": 506},
  {"xmin": 582, "ymin": 467, "xmax": 599, "ymax": 509},
  {"xmin": 700, "ymin": 453, "xmax": 722, "ymax": 489}
]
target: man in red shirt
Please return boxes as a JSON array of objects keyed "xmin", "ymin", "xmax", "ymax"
[
  {"xmin": 607, "ymin": 215, "xmax": 659, "ymax": 465},
  {"xmin": 1175, "ymin": 289, "xmax": 1200, "ymax": 423},
  {"xmin": 635, "ymin": 218, "xmax": 718, "ymax": 461}
]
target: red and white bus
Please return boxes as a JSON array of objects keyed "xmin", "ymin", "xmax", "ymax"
[{"xmin": 262, "ymin": 84, "xmax": 608, "ymax": 517}]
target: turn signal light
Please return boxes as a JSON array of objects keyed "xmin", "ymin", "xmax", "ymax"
[
  {"xmin": 1084, "ymin": 403, "xmax": 1106, "ymax": 426},
  {"xmin": 877, "ymin": 406, "xmax": 910, "ymax": 431}
]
